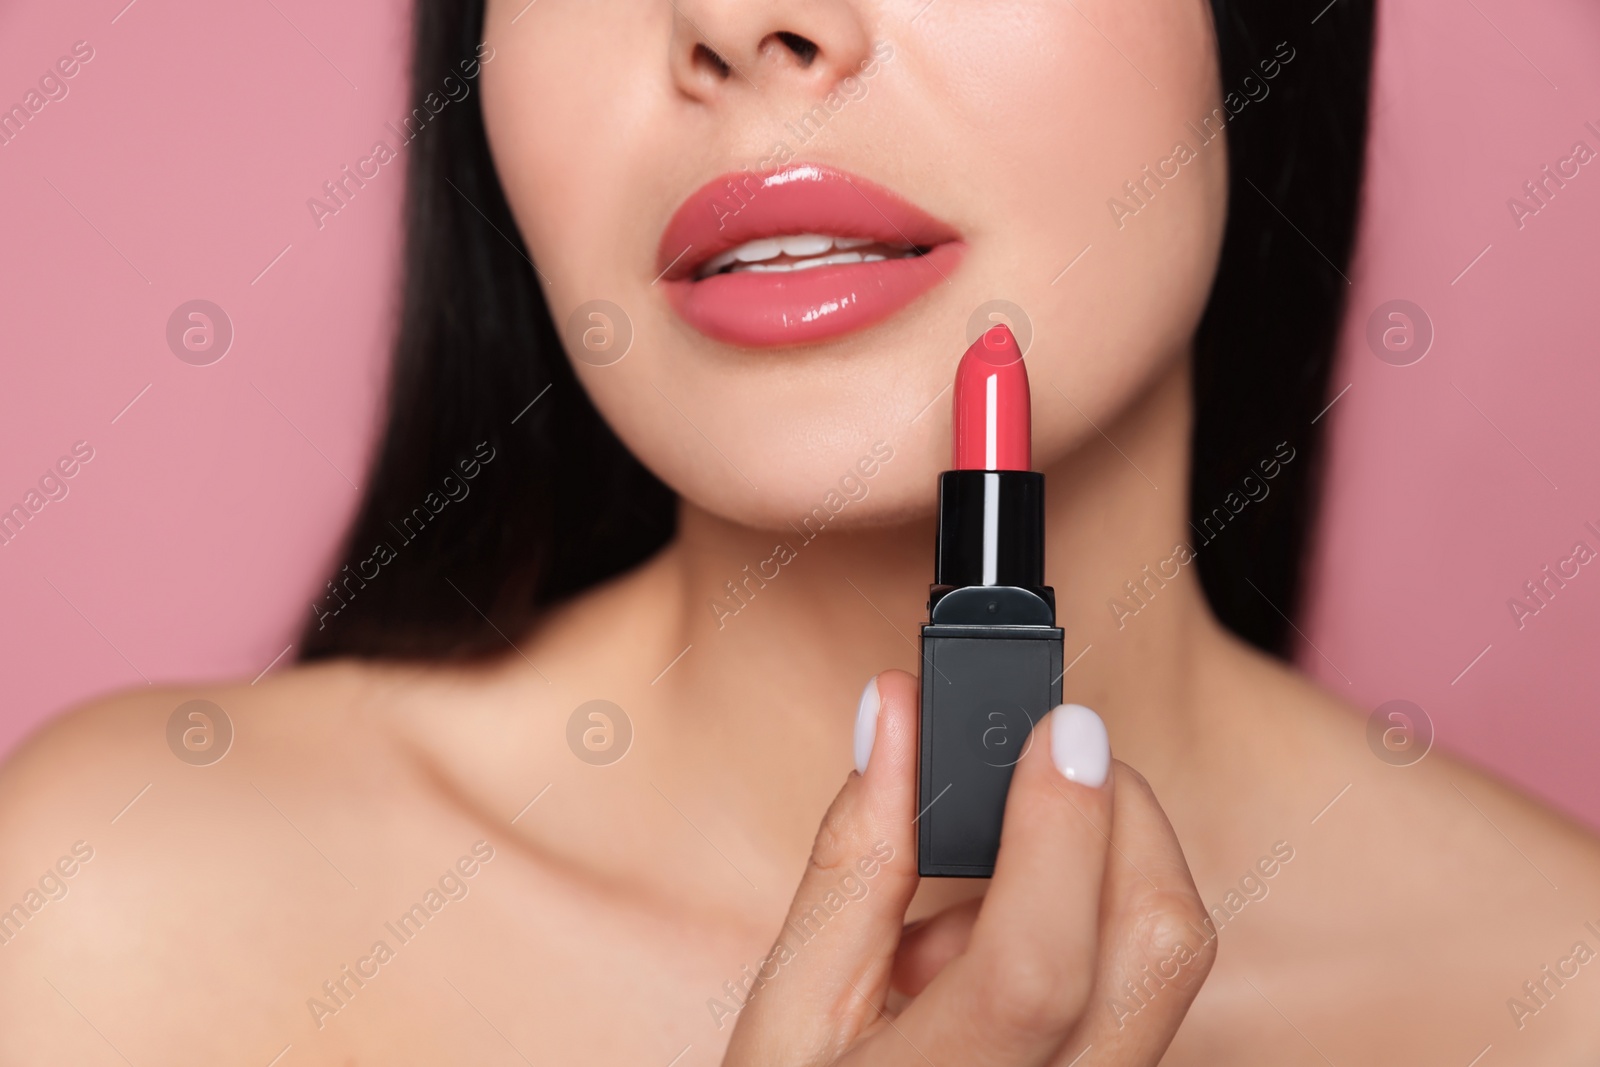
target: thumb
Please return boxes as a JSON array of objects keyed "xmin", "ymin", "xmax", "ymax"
[{"xmin": 722, "ymin": 669, "xmax": 921, "ymax": 1065}]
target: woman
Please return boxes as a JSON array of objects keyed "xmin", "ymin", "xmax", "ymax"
[{"xmin": 3, "ymin": 0, "xmax": 1599, "ymax": 1063}]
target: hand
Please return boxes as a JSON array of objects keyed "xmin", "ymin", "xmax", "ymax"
[{"xmin": 721, "ymin": 669, "xmax": 1216, "ymax": 1066}]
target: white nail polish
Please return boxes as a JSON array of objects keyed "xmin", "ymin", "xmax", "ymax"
[
  {"xmin": 1050, "ymin": 704, "xmax": 1109, "ymax": 787},
  {"xmin": 854, "ymin": 676, "xmax": 882, "ymax": 774}
]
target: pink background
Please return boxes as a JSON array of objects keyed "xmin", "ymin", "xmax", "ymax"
[{"xmin": 3, "ymin": 2, "xmax": 1599, "ymax": 824}]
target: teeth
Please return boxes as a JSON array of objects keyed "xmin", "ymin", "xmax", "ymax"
[
  {"xmin": 740, "ymin": 252, "xmax": 866, "ymax": 273},
  {"xmin": 733, "ymin": 237, "xmax": 784, "ymax": 263},
  {"xmin": 795, "ymin": 251, "xmax": 865, "ymax": 271},
  {"xmin": 697, "ymin": 234, "xmax": 915, "ymax": 278},
  {"xmin": 701, "ymin": 249, "xmax": 740, "ymax": 274},
  {"xmin": 778, "ymin": 233, "xmax": 835, "ymax": 257}
]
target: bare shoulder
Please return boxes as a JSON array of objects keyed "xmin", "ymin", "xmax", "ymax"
[
  {"xmin": 0, "ymin": 661, "xmax": 381, "ymax": 846},
  {"xmin": 1274, "ymin": 657, "xmax": 1600, "ymax": 898},
  {"xmin": 1177, "ymin": 641, "xmax": 1600, "ymax": 1064},
  {"xmin": 0, "ymin": 663, "xmax": 476, "ymax": 1065}
]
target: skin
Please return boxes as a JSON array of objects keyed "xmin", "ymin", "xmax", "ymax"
[{"xmin": 4, "ymin": 0, "xmax": 1600, "ymax": 1063}]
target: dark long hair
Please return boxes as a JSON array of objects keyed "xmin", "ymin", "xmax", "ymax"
[{"xmin": 300, "ymin": 0, "xmax": 1374, "ymax": 663}]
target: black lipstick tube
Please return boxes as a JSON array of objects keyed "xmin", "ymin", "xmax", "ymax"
[{"xmin": 918, "ymin": 469, "xmax": 1063, "ymax": 877}]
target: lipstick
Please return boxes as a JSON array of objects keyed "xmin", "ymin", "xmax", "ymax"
[
  {"xmin": 952, "ymin": 325, "xmax": 1031, "ymax": 472},
  {"xmin": 919, "ymin": 324, "xmax": 1064, "ymax": 878}
]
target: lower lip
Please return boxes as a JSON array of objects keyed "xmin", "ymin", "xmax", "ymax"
[{"xmin": 663, "ymin": 243, "xmax": 964, "ymax": 348}]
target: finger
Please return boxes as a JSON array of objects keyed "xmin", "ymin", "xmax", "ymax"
[
  {"xmin": 861, "ymin": 704, "xmax": 1114, "ymax": 1067},
  {"xmin": 891, "ymin": 898, "xmax": 980, "ymax": 998},
  {"xmin": 722, "ymin": 669, "xmax": 921, "ymax": 1065},
  {"xmin": 1055, "ymin": 763, "xmax": 1216, "ymax": 1064}
]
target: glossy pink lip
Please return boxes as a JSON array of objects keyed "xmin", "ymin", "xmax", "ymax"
[{"xmin": 657, "ymin": 163, "xmax": 964, "ymax": 347}]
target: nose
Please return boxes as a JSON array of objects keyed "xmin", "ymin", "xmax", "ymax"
[{"xmin": 668, "ymin": 0, "xmax": 876, "ymax": 104}]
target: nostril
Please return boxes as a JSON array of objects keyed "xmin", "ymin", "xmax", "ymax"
[
  {"xmin": 770, "ymin": 31, "xmax": 819, "ymax": 67},
  {"xmin": 692, "ymin": 42, "xmax": 732, "ymax": 79}
]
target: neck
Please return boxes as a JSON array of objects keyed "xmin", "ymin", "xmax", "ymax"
[{"xmin": 654, "ymin": 356, "xmax": 1226, "ymax": 788}]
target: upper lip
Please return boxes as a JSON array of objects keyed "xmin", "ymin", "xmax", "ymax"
[{"xmin": 655, "ymin": 163, "xmax": 960, "ymax": 282}]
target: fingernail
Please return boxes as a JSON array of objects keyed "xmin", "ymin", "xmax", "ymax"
[
  {"xmin": 854, "ymin": 675, "xmax": 882, "ymax": 774},
  {"xmin": 1050, "ymin": 704, "xmax": 1110, "ymax": 787}
]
